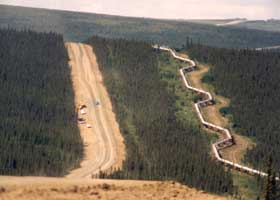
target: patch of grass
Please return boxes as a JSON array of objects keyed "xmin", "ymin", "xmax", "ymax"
[
  {"xmin": 158, "ymin": 52, "xmax": 223, "ymax": 146},
  {"xmin": 232, "ymin": 172, "xmax": 263, "ymax": 200},
  {"xmin": 158, "ymin": 52, "xmax": 202, "ymax": 129}
]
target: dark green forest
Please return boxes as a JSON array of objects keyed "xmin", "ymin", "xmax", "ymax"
[
  {"xmin": 86, "ymin": 37, "xmax": 233, "ymax": 194},
  {"xmin": 0, "ymin": 29, "xmax": 83, "ymax": 176},
  {"xmin": 1, "ymin": 5, "xmax": 280, "ymax": 49},
  {"xmin": 185, "ymin": 43, "xmax": 280, "ymax": 172}
]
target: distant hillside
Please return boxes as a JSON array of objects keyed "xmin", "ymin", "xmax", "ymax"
[
  {"xmin": 1, "ymin": 4, "xmax": 280, "ymax": 48},
  {"xmin": 187, "ymin": 18, "xmax": 246, "ymax": 26},
  {"xmin": 234, "ymin": 20, "xmax": 280, "ymax": 32},
  {"xmin": 188, "ymin": 18, "xmax": 280, "ymax": 33}
]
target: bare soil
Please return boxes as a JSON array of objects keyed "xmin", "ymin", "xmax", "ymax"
[
  {"xmin": 66, "ymin": 43, "xmax": 125, "ymax": 178},
  {"xmin": 0, "ymin": 177, "xmax": 229, "ymax": 200},
  {"xmin": 186, "ymin": 62, "xmax": 254, "ymax": 164}
]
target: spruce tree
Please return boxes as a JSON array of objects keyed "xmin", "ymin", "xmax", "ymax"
[{"xmin": 264, "ymin": 157, "xmax": 278, "ymax": 200}]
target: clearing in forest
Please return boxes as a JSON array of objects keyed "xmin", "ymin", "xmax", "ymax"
[
  {"xmin": 66, "ymin": 43, "xmax": 125, "ymax": 178},
  {"xmin": 186, "ymin": 61, "xmax": 255, "ymax": 164}
]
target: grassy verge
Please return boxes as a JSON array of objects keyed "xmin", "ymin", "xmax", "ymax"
[
  {"xmin": 158, "ymin": 52, "xmax": 219, "ymax": 143},
  {"xmin": 232, "ymin": 172, "xmax": 263, "ymax": 200}
]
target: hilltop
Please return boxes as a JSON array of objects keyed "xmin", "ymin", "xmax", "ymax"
[{"xmin": 1, "ymin": 4, "xmax": 280, "ymax": 48}]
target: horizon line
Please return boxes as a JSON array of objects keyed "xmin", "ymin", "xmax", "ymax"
[{"xmin": 0, "ymin": 3, "xmax": 279, "ymax": 21}]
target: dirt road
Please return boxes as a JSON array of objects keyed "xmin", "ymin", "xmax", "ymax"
[
  {"xmin": 0, "ymin": 176, "xmax": 229, "ymax": 200},
  {"xmin": 66, "ymin": 43, "xmax": 125, "ymax": 178},
  {"xmin": 216, "ymin": 19, "xmax": 247, "ymax": 26},
  {"xmin": 255, "ymin": 45, "xmax": 280, "ymax": 51}
]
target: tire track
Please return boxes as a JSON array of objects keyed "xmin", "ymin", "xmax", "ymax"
[
  {"xmin": 66, "ymin": 43, "xmax": 124, "ymax": 178},
  {"xmin": 82, "ymin": 45, "xmax": 119, "ymax": 171}
]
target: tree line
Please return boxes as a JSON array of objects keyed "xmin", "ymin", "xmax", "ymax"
[{"xmin": 0, "ymin": 28, "xmax": 83, "ymax": 176}]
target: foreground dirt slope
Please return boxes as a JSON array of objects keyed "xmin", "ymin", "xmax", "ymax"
[
  {"xmin": 66, "ymin": 43, "xmax": 125, "ymax": 178},
  {"xmin": 0, "ymin": 177, "xmax": 229, "ymax": 200}
]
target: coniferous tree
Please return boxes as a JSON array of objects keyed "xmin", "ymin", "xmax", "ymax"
[
  {"xmin": 0, "ymin": 28, "xmax": 83, "ymax": 176},
  {"xmin": 185, "ymin": 44, "xmax": 280, "ymax": 172},
  {"xmin": 86, "ymin": 36, "xmax": 234, "ymax": 194},
  {"xmin": 265, "ymin": 157, "xmax": 273, "ymax": 200}
]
